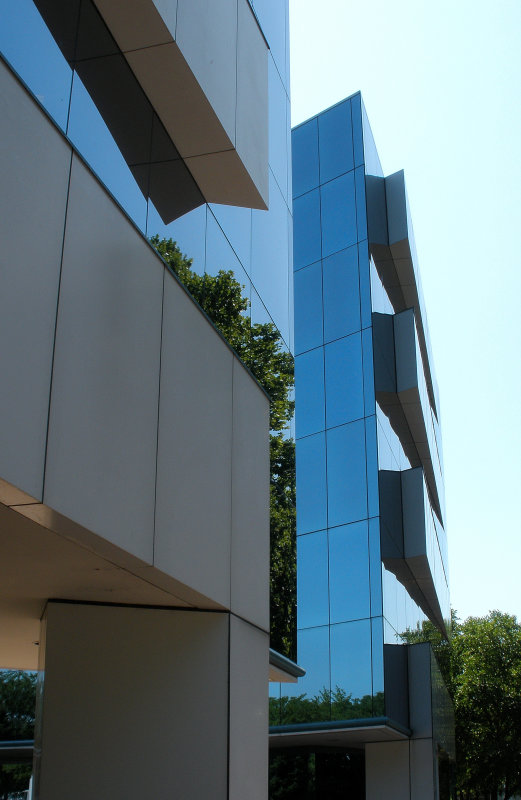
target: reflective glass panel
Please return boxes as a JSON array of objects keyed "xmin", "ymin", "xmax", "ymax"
[
  {"xmin": 293, "ymin": 261, "xmax": 323, "ymax": 355},
  {"xmin": 296, "ymin": 432, "xmax": 327, "ymax": 535},
  {"xmin": 371, "ymin": 616, "xmax": 385, "ymax": 712},
  {"xmin": 251, "ymin": 173, "xmax": 290, "ymax": 346},
  {"xmin": 281, "ymin": 626, "xmax": 330, "ymax": 717},
  {"xmin": 297, "ymin": 531, "xmax": 329, "ymax": 629},
  {"xmin": 149, "ymin": 204, "xmax": 207, "ymax": 277},
  {"xmin": 362, "ymin": 328, "xmax": 376, "ymax": 416},
  {"xmin": 330, "ymin": 620, "xmax": 372, "ymax": 711},
  {"xmin": 293, "ymin": 189, "xmax": 321, "ymax": 270},
  {"xmin": 365, "ymin": 415, "xmax": 379, "ymax": 517},
  {"xmin": 322, "ymin": 245, "xmax": 360, "ymax": 343},
  {"xmin": 326, "ymin": 420, "xmax": 367, "ymax": 527},
  {"xmin": 358, "ymin": 240, "xmax": 372, "ymax": 329},
  {"xmin": 67, "ymin": 71, "xmax": 147, "ymax": 230},
  {"xmin": 0, "ymin": 0, "xmax": 74, "ymax": 131},
  {"xmin": 268, "ymin": 56, "xmax": 288, "ymax": 202},
  {"xmin": 295, "ymin": 348, "xmax": 325, "ymax": 438},
  {"xmin": 351, "ymin": 93, "xmax": 364, "ymax": 169},
  {"xmin": 320, "ymin": 172, "xmax": 357, "ymax": 259},
  {"xmin": 318, "ymin": 99, "xmax": 353, "ymax": 185},
  {"xmin": 369, "ymin": 518, "xmax": 383, "ymax": 616},
  {"xmin": 209, "ymin": 203, "xmax": 252, "ymax": 277},
  {"xmin": 292, "ymin": 118, "xmax": 319, "ymax": 198},
  {"xmin": 354, "ymin": 166, "xmax": 368, "ymax": 241},
  {"xmin": 325, "ymin": 334, "xmax": 364, "ymax": 428},
  {"xmin": 329, "ymin": 521, "xmax": 370, "ymax": 624}
]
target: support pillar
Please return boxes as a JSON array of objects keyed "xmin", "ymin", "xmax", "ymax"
[{"xmin": 34, "ymin": 601, "xmax": 267, "ymax": 799}]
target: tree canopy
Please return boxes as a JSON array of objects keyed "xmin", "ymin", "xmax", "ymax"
[
  {"xmin": 0, "ymin": 670, "xmax": 36, "ymax": 799},
  {"xmin": 151, "ymin": 237, "xmax": 296, "ymax": 657}
]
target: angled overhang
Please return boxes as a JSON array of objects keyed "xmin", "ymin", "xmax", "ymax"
[
  {"xmin": 373, "ymin": 309, "xmax": 445, "ymax": 524},
  {"xmin": 379, "ymin": 468, "xmax": 449, "ymax": 636},
  {"xmin": 366, "ymin": 170, "xmax": 439, "ymax": 418},
  {"xmin": 269, "ymin": 717, "xmax": 411, "ymax": 749},
  {"xmin": 34, "ymin": 0, "xmax": 268, "ymax": 220}
]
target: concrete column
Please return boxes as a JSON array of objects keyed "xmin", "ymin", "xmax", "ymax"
[
  {"xmin": 34, "ymin": 601, "xmax": 267, "ymax": 799},
  {"xmin": 365, "ymin": 739, "xmax": 436, "ymax": 800}
]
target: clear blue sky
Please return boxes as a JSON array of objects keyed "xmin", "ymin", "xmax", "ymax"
[{"xmin": 289, "ymin": 0, "xmax": 521, "ymax": 623}]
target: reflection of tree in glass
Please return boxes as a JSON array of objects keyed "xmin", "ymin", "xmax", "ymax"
[
  {"xmin": 151, "ymin": 237, "xmax": 296, "ymax": 658},
  {"xmin": 270, "ymin": 688, "xmax": 384, "ymax": 727},
  {"xmin": 0, "ymin": 670, "xmax": 36, "ymax": 798}
]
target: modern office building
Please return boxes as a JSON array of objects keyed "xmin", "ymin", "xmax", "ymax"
[
  {"xmin": 269, "ymin": 95, "xmax": 454, "ymax": 799},
  {"xmin": 0, "ymin": 1, "xmax": 293, "ymax": 797}
]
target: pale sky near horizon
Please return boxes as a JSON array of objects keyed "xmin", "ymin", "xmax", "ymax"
[{"xmin": 289, "ymin": 0, "xmax": 521, "ymax": 623}]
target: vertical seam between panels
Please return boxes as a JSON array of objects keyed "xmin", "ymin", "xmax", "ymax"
[
  {"xmin": 41, "ymin": 149, "xmax": 74, "ymax": 501},
  {"xmin": 152, "ymin": 268, "xmax": 165, "ymax": 565}
]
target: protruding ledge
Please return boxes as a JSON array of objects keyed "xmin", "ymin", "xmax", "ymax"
[{"xmin": 269, "ymin": 649, "xmax": 306, "ymax": 683}]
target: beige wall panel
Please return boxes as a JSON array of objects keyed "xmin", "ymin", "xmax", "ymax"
[
  {"xmin": 43, "ymin": 155, "xmax": 163, "ymax": 563},
  {"xmin": 176, "ymin": 0, "xmax": 237, "ymax": 146},
  {"xmin": 231, "ymin": 361, "xmax": 270, "ymax": 630},
  {"xmin": 229, "ymin": 615, "xmax": 269, "ymax": 800},
  {"xmin": 0, "ymin": 63, "xmax": 71, "ymax": 500},
  {"xmin": 236, "ymin": 0, "xmax": 269, "ymax": 207},
  {"xmin": 37, "ymin": 603, "xmax": 229, "ymax": 800},
  {"xmin": 154, "ymin": 273, "xmax": 233, "ymax": 607},
  {"xmin": 410, "ymin": 738, "xmax": 436, "ymax": 800},
  {"xmin": 366, "ymin": 741, "xmax": 410, "ymax": 800}
]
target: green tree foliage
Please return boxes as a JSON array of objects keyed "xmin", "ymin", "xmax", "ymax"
[
  {"xmin": 0, "ymin": 670, "xmax": 36, "ymax": 799},
  {"xmin": 269, "ymin": 688, "xmax": 384, "ymax": 727},
  {"xmin": 403, "ymin": 611, "xmax": 521, "ymax": 800},
  {"xmin": 151, "ymin": 237, "xmax": 296, "ymax": 657}
]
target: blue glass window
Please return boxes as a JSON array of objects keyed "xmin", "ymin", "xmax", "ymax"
[
  {"xmin": 351, "ymin": 93, "xmax": 364, "ymax": 169},
  {"xmin": 326, "ymin": 420, "xmax": 367, "ymax": 527},
  {"xmin": 320, "ymin": 172, "xmax": 357, "ymax": 259},
  {"xmin": 354, "ymin": 166, "xmax": 368, "ymax": 241},
  {"xmin": 365, "ymin": 415, "xmax": 379, "ymax": 517},
  {"xmin": 295, "ymin": 348, "xmax": 325, "ymax": 438},
  {"xmin": 330, "ymin": 619, "xmax": 372, "ymax": 705},
  {"xmin": 318, "ymin": 99, "xmax": 353, "ymax": 185},
  {"xmin": 362, "ymin": 328, "xmax": 376, "ymax": 416},
  {"xmin": 296, "ymin": 432, "xmax": 327, "ymax": 535},
  {"xmin": 294, "ymin": 261, "xmax": 323, "ymax": 355},
  {"xmin": 369, "ymin": 518, "xmax": 383, "ymax": 617},
  {"xmin": 329, "ymin": 521, "xmax": 370, "ymax": 624},
  {"xmin": 0, "ymin": 0, "xmax": 74, "ymax": 132},
  {"xmin": 322, "ymin": 245, "xmax": 360, "ymax": 343},
  {"xmin": 293, "ymin": 189, "xmax": 321, "ymax": 270},
  {"xmin": 325, "ymin": 334, "xmax": 364, "ymax": 428},
  {"xmin": 292, "ymin": 118, "xmax": 319, "ymax": 198},
  {"xmin": 297, "ymin": 531, "xmax": 329, "ymax": 629}
]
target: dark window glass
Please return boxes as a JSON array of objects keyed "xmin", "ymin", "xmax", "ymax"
[
  {"xmin": 365, "ymin": 415, "xmax": 379, "ymax": 517},
  {"xmin": 358, "ymin": 240, "xmax": 372, "ymax": 329},
  {"xmin": 295, "ymin": 348, "xmax": 325, "ymax": 438},
  {"xmin": 0, "ymin": 0, "xmax": 73, "ymax": 131},
  {"xmin": 292, "ymin": 117, "xmax": 319, "ymax": 198},
  {"xmin": 294, "ymin": 261, "xmax": 323, "ymax": 355},
  {"xmin": 369, "ymin": 517, "xmax": 383, "ymax": 617},
  {"xmin": 330, "ymin": 620, "xmax": 372, "ymax": 708},
  {"xmin": 329, "ymin": 521, "xmax": 370, "ymax": 624},
  {"xmin": 354, "ymin": 165, "xmax": 368, "ymax": 240},
  {"xmin": 318, "ymin": 99, "xmax": 354, "ymax": 184},
  {"xmin": 325, "ymin": 334, "xmax": 364, "ymax": 428},
  {"xmin": 371, "ymin": 616, "xmax": 385, "ymax": 705},
  {"xmin": 297, "ymin": 531, "xmax": 329, "ymax": 628},
  {"xmin": 362, "ymin": 328, "xmax": 376, "ymax": 416},
  {"xmin": 326, "ymin": 420, "xmax": 367, "ymax": 527},
  {"xmin": 351, "ymin": 93, "xmax": 364, "ymax": 169},
  {"xmin": 320, "ymin": 172, "xmax": 357, "ymax": 259},
  {"xmin": 296, "ymin": 432, "xmax": 327, "ymax": 535},
  {"xmin": 293, "ymin": 189, "xmax": 321, "ymax": 270},
  {"xmin": 322, "ymin": 245, "xmax": 361, "ymax": 343}
]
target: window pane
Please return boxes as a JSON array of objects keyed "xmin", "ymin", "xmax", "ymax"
[
  {"xmin": 294, "ymin": 261, "xmax": 323, "ymax": 355},
  {"xmin": 295, "ymin": 348, "xmax": 325, "ymax": 438},
  {"xmin": 296, "ymin": 432, "xmax": 327, "ymax": 535},
  {"xmin": 325, "ymin": 334, "xmax": 364, "ymax": 428},
  {"xmin": 318, "ymin": 99, "xmax": 353, "ymax": 185},
  {"xmin": 322, "ymin": 245, "xmax": 361, "ymax": 342},
  {"xmin": 330, "ymin": 620, "xmax": 372, "ymax": 713},
  {"xmin": 326, "ymin": 420, "xmax": 367, "ymax": 527},
  {"xmin": 329, "ymin": 521, "xmax": 370, "ymax": 624},
  {"xmin": 281, "ymin": 626, "xmax": 330, "ymax": 721},
  {"xmin": 292, "ymin": 117, "xmax": 319, "ymax": 198},
  {"xmin": 297, "ymin": 531, "xmax": 329, "ymax": 629},
  {"xmin": 293, "ymin": 189, "xmax": 321, "ymax": 270},
  {"xmin": 320, "ymin": 172, "xmax": 357, "ymax": 259}
]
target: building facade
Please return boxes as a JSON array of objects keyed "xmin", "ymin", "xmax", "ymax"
[
  {"xmin": 0, "ymin": 1, "xmax": 292, "ymax": 797},
  {"xmin": 269, "ymin": 94, "xmax": 454, "ymax": 799}
]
